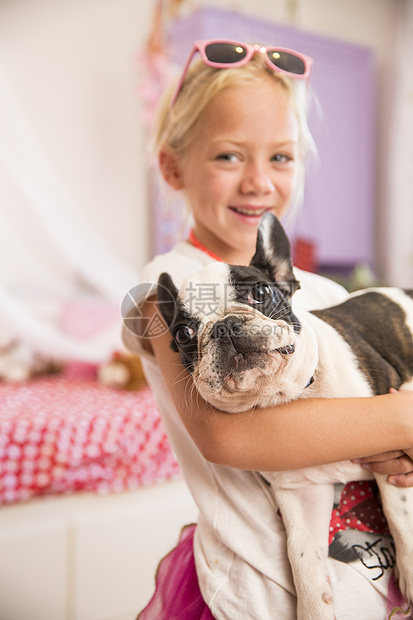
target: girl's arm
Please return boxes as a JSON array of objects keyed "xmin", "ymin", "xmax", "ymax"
[
  {"xmin": 351, "ymin": 386, "xmax": 413, "ymax": 487},
  {"xmin": 139, "ymin": 300, "xmax": 413, "ymax": 474}
]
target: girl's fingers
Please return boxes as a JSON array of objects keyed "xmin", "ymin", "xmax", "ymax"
[
  {"xmin": 388, "ymin": 472, "xmax": 413, "ymax": 488},
  {"xmin": 360, "ymin": 455, "xmax": 413, "ymax": 475},
  {"xmin": 352, "ymin": 450, "xmax": 405, "ymax": 464}
]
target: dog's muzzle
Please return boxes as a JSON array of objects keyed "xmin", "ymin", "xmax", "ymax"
[
  {"xmin": 210, "ymin": 315, "xmax": 244, "ymax": 342},
  {"xmin": 210, "ymin": 314, "xmax": 295, "ymax": 356}
]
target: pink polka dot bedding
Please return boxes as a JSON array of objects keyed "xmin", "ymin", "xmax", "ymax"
[{"xmin": 0, "ymin": 368, "xmax": 180, "ymax": 505}]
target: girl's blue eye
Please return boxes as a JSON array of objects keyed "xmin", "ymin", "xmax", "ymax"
[
  {"xmin": 216, "ymin": 153, "xmax": 239, "ymax": 162},
  {"xmin": 272, "ymin": 154, "xmax": 292, "ymax": 163}
]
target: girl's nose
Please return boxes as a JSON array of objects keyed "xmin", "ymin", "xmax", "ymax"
[{"xmin": 240, "ymin": 166, "xmax": 275, "ymax": 195}]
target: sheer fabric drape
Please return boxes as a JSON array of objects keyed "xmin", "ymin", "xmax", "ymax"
[{"xmin": 0, "ymin": 67, "xmax": 138, "ymax": 363}]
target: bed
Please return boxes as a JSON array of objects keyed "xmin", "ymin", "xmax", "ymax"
[{"xmin": 0, "ymin": 367, "xmax": 198, "ymax": 620}]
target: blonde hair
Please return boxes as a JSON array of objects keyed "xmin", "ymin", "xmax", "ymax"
[{"xmin": 153, "ymin": 51, "xmax": 316, "ymax": 210}]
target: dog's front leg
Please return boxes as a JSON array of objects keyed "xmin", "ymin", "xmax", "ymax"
[
  {"xmin": 375, "ymin": 473, "xmax": 413, "ymax": 606},
  {"xmin": 273, "ymin": 483, "xmax": 336, "ymax": 620}
]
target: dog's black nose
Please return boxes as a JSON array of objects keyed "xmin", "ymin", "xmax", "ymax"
[{"xmin": 210, "ymin": 316, "xmax": 243, "ymax": 340}]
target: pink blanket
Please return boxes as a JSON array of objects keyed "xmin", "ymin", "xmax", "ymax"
[{"xmin": 0, "ymin": 370, "xmax": 180, "ymax": 504}]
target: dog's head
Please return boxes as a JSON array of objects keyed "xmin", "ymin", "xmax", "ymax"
[{"xmin": 157, "ymin": 213, "xmax": 318, "ymax": 412}]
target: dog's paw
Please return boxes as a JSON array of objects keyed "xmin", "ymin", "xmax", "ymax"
[{"xmin": 395, "ymin": 556, "xmax": 413, "ymax": 610}]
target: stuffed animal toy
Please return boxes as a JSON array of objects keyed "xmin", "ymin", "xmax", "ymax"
[
  {"xmin": 98, "ymin": 351, "xmax": 147, "ymax": 391},
  {"xmin": 0, "ymin": 334, "xmax": 61, "ymax": 382}
]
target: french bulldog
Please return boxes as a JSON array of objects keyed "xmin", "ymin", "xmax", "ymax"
[{"xmin": 157, "ymin": 212, "xmax": 413, "ymax": 620}]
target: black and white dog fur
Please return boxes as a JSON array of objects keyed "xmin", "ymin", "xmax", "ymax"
[{"xmin": 157, "ymin": 212, "xmax": 413, "ymax": 620}]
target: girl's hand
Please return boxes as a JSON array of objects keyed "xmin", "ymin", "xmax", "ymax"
[
  {"xmin": 352, "ymin": 388, "xmax": 413, "ymax": 487},
  {"xmin": 353, "ymin": 450, "xmax": 413, "ymax": 487}
]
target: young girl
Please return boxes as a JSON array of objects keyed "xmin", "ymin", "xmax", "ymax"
[{"xmin": 125, "ymin": 40, "xmax": 413, "ymax": 619}]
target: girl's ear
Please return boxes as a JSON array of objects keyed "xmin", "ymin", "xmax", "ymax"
[{"xmin": 159, "ymin": 146, "xmax": 184, "ymax": 190}]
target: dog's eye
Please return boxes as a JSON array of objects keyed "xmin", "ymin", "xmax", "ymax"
[
  {"xmin": 174, "ymin": 325, "xmax": 196, "ymax": 345},
  {"xmin": 248, "ymin": 283, "xmax": 273, "ymax": 304}
]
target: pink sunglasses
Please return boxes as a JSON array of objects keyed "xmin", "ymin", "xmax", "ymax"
[{"xmin": 170, "ymin": 39, "xmax": 313, "ymax": 108}]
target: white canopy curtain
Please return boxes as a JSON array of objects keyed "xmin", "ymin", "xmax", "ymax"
[
  {"xmin": 0, "ymin": 66, "xmax": 139, "ymax": 363},
  {"xmin": 386, "ymin": 0, "xmax": 413, "ymax": 287}
]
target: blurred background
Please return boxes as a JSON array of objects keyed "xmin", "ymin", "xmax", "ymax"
[
  {"xmin": 0, "ymin": 0, "xmax": 412, "ymax": 368},
  {"xmin": 0, "ymin": 3, "xmax": 412, "ymax": 619}
]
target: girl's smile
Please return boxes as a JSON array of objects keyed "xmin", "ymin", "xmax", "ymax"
[{"xmin": 227, "ymin": 204, "xmax": 274, "ymax": 224}]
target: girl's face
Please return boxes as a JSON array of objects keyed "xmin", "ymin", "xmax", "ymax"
[{"xmin": 163, "ymin": 77, "xmax": 300, "ymax": 265}]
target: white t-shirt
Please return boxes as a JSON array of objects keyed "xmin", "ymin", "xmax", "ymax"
[{"xmin": 131, "ymin": 240, "xmax": 394, "ymax": 620}]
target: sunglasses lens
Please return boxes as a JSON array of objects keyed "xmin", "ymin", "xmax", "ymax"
[
  {"xmin": 205, "ymin": 43, "xmax": 247, "ymax": 64},
  {"xmin": 268, "ymin": 50, "xmax": 306, "ymax": 75}
]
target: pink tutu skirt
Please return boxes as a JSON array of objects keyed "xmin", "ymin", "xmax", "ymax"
[{"xmin": 138, "ymin": 524, "xmax": 215, "ymax": 619}]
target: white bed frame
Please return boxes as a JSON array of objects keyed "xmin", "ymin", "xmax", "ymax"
[{"xmin": 0, "ymin": 478, "xmax": 198, "ymax": 620}]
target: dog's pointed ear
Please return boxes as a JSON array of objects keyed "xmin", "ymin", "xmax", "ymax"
[
  {"xmin": 157, "ymin": 272, "xmax": 179, "ymax": 327},
  {"xmin": 250, "ymin": 212, "xmax": 300, "ymax": 298}
]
